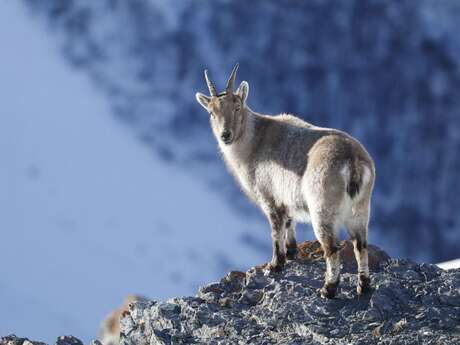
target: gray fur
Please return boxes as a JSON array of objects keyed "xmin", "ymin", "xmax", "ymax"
[{"xmin": 196, "ymin": 65, "xmax": 375, "ymax": 298}]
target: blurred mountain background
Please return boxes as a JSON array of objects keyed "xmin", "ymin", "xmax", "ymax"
[{"xmin": 1, "ymin": 0, "xmax": 460, "ymax": 342}]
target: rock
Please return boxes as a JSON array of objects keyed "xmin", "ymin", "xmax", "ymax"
[
  {"xmin": 0, "ymin": 335, "xmax": 47, "ymax": 345},
  {"xmin": 54, "ymin": 337, "xmax": 82, "ymax": 345},
  {"xmin": 297, "ymin": 240, "xmax": 391, "ymax": 273},
  {"xmin": 98, "ymin": 294, "xmax": 148, "ymax": 345},
  {"xmin": 120, "ymin": 242, "xmax": 460, "ymax": 345},
  {"xmin": 239, "ymin": 289, "xmax": 263, "ymax": 305},
  {"xmin": 0, "ymin": 335, "xmax": 85, "ymax": 345}
]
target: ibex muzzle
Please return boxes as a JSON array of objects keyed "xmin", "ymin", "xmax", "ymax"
[
  {"xmin": 196, "ymin": 64, "xmax": 375, "ymax": 299},
  {"xmin": 220, "ymin": 130, "xmax": 233, "ymax": 145}
]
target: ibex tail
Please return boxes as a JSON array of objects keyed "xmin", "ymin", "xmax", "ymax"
[{"xmin": 347, "ymin": 158, "xmax": 364, "ymax": 199}]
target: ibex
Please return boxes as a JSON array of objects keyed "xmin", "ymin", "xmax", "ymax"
[{"xmin": 195, "ymin": 64, "xmax": 375, "ymax": 298}]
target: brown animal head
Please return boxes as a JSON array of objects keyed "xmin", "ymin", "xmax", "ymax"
[{"xmin": 195, "ymin": 63, "xmax": 249, "ymax": 145}]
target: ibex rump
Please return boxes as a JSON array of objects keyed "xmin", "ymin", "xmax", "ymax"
[{"xmin": 196, "ymin": 64, "xmax": 375, "ymax": 298}]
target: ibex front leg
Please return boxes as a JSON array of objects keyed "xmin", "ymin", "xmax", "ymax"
[
  {"xmin": 265, "ymin": 205, "xmax": 288, "ymax": 272},
  {"xmin": 285, "ymin": 217, "xmax": 298, "ymax": 260}
]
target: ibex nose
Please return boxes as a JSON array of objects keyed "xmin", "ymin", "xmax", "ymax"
[{"xmin": 221, "ymin": 130, "xmax": 233, "ymax": 144}]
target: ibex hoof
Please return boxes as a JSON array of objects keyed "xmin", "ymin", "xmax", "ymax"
[
  {"xmin": 357, "ymin": 275, "xmax": 372, "ymax": 296},
  {"xmin": 286, "ymin": 246, "xmax": 298, "ymax": 260},
  {"xmin": 320, "ymin": 281, "xmax": 339, "ymax": 299},
  {"xmin": 265, "ymin": 261, "xmax": 284, "ymax": 274}
]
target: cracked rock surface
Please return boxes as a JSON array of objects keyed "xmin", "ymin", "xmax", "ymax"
[{"xmin": 120, "ymin": 241, "xmax": 460, "ymax": 345}]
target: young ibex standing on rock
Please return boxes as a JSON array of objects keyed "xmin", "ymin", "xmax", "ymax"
[{"xmin": 196, "ymin": 64, "xmax": 375, "ymax": 298}]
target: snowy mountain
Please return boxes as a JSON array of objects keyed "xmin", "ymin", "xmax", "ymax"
[
  {"xmin": 2, "ymin": 0, "xmax": 460, "ymax": 342},
  {"xmin": 0, "ymin": 2, "xmax": 267, "ymax": 343},
  {"xmin": 20, "ymin": 0, "xmax": 460, "ymax": 262}
]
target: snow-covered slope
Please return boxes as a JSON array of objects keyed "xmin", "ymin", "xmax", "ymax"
[
  {"xmin": 0, "ymin": 2, "xmax": 266, "ymax": 343},
  {"xmin": 437, "ymin": 259, "xmax": 460, "ymax": 270}
]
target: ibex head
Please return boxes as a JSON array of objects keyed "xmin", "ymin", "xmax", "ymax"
[{"xmin": 196, "ymin": 63, "xmax": 249, "ymax": 145}]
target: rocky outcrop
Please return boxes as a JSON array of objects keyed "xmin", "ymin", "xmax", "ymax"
[
  {"xmin": 2, "ymin": 241, "xmax": 459, "ymax": 344},
  {"xmin": 119, "ymin": 241, "xmax": 460, "ymax": 344}
]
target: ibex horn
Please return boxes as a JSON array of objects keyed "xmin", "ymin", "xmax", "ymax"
[
  {"xmin": 204, "ymin": 69, "xmax": 217, "ymax": 96},
  {"xmin": 226, "ymin": 63, "xmax": 239, "ymax": 94}
]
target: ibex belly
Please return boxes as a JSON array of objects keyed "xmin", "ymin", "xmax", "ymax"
[{"xmin": 257, "ymin": 163, "xmax": 311, "ymax": 223}]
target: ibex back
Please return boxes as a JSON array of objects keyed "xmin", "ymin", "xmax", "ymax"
[{"xmin": 196, "ymin": 64, "xmax": 375, "ymax": 298}]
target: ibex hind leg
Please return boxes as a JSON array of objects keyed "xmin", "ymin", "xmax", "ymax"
[
  {"xmin": 311, "ymin": 218, "xmax": 341, "ymax": 299},
  {"xmin": 305, "ymin": 171, "xmax": 344, "ymax": 298},
  {"xmin": 346, "ymin": 205, "xmax": 371, "ymax": 296}
]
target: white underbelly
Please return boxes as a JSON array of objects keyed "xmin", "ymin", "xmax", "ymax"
[
  {"xmin": 267, "ymin": 173, "xmax": 309, "ymax": 222},
  {"xmin": 292, "ymin": 208, "xmax": 311, "ymax": 223}
]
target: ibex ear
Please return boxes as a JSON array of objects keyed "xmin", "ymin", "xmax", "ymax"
[
  {"xmin": 195, "ymin": 92, "xmax": 211, "ymax": 110},
  {"xmin": 236, "ymin": 81, "xmax": 249, "ymax": 104}
]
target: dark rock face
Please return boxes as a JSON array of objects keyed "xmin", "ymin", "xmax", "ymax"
[{"xmin": 120, "ymin": 242, "xmax": 460, "ymax": 344}]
